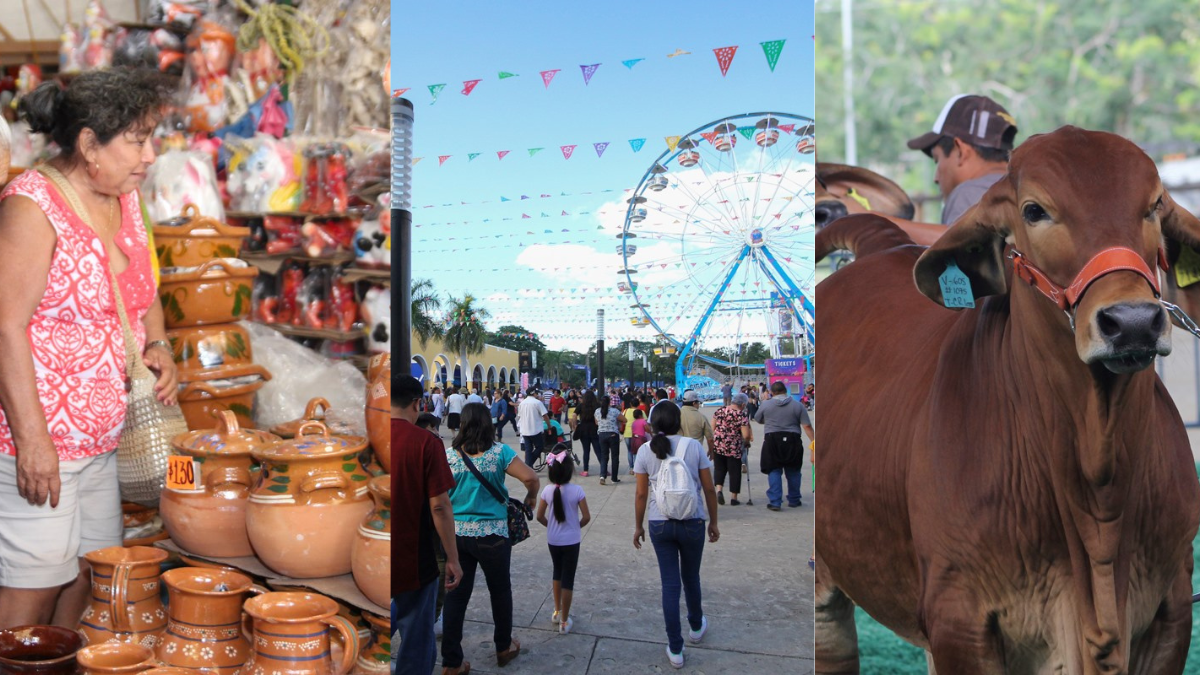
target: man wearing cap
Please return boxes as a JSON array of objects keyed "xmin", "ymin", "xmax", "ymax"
[
  {"xmin": 679, "ymin": 390, "xmax": 714, "ymax": 455},
  {"xmin": 905, "ymin": 94, "xmax": 1018, "ymax": 226}
]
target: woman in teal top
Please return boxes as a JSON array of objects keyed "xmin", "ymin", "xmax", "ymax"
[{"xmin": 440, "ymin": 403, "xmax": 540, "ymax": 674}]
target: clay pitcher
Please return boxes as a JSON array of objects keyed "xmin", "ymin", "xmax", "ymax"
[
  {"xmin": 156, "ymin": 568, "xmax": 263, "ymax": 674},
  {"xmin": 76, "ymin": 642, "xmax": 157, "ymax": 674},
  {"xmin": 364, "ymin": 353, "xmax": 390, "ymax": 472},
  {"xmin": 246, "ymin": 423, "xmax": 372, "ymax": 578},
  {"xmin": 0, "ymin": 625, "xmax": 85, "ymax": 674},
  {"xmin": 350, "ymin": 614, "xmax": 390, "ymax": 675},
  {"xmin": 349, "ymin": 476, "xmax": 390, "ymax": 608},
  {"xmin": 80, "ymin": 546, "xmax": 169, "ymax": 648},
  {"xmin": 241, "ymin": 593, "xmax": 359, "ymax": 675},
  {"xmin": 159, "ymin": 411, "xmax": 280, "ymax": 557}
]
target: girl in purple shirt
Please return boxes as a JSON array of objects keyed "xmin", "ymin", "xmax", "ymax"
[{"xmin": 536, "ymin": 450, "xmax": 591, "ymax": 634}]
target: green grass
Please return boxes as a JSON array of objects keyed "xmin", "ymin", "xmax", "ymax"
[{"xmin": 854, "ymin": 463, "xmax": 1200, "ymax": 672}]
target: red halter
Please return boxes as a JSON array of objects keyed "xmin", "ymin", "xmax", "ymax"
[{"xmin": 1008, "ymin": 246, "xmax": 1167, "ymax": 312}]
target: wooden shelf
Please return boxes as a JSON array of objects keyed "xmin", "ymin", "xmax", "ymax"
[
  {"xmin": 225, "ymin": 210, "xmax": 366, "ymax": 221},
  {"xmin": 257, "ymin": 321, "xmax": 365, "ymax": 342},
  {"xmin": 240, "ymin": 251, "xmax": 355, "ymax": 275},
  {"xmin": 338, "ymin": 267, "xmax": 390, "ymax": 285}
]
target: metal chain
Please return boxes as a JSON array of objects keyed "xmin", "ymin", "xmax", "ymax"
[{"xmin": 1163, "ymin": 300, "xmax": 1200, "ymax": 340}]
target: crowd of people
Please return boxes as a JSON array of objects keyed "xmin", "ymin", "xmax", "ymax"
[{"xmin": 396, "ymin": 374, "xmax": 815, "ymax": 674}]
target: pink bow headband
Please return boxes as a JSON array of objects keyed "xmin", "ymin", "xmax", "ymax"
[{"xmin": 546, "ymin": 450, "xmax": 568, "ymax": 465}]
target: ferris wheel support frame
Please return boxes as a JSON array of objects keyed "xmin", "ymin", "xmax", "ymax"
[
  {"xmin": 673, "ymin": 244, "xmax": 751, "ymax": 388},
  {"xmin": 756, "ymin": 244, "xmax": 815, "ymax": 341}
]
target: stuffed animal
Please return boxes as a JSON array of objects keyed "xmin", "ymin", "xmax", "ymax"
[
  {"xmin": 141, "ymin": 149, "xmax": 224, "ymax": 222},
  {"xmin": 225, "ymin": 134, "xmax": 298, "ymax": 213},
  {"xmin": 360, "ymin": 286, "xmax": 390, "ymax": 354}
]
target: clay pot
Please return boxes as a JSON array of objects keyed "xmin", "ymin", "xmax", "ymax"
[
  {"xmin": 154, "ymin": 204, "xmax": 250, "ymax": 269},
  {"xmin": 242, "ymin": 593, "xmax": 359, "ymax": 675},
  {"xmin": 364, "ymin": 354, "xmax": 390, "ymax": 472},
  {"xmin": 159, "ymin": 260, "xmax": 258, "ymax": 328},
  {"xmin": 79, "ymin": 547, "xmax": 168, "ymax": 648},
  {"xmin": 350, "ymin": 476, "xmax": 390, "ymax": 608},
  {"xmin": 246, "ymin": 422, "xmax": 372, "ymax": 578},
  {"xmin": 350, "ymin": 613, "xmax": 390, "ymax": 675},
  {"xmin": 0, "ymin": 625, "xmax": 85, "ymax": 674},
  {"xmin": 141, "ymin": 669, "xmax": 195, "ymax": 674},
  {"xmin": 160, "ymin": 411, "xmax": 281, "ymax": 558},
  {"xmin": 76, "ymin": 642, "xmax": 157, "ymax": 674},
  {"xmin": 156, "ymin": 568, "xmax": 262, "ymax": 674},
  {"xmin": 166, "ymin": 323, "xmax": 254, "ymax": 377},
  {"xmin": 270, "ymin": 397, "xmax": 333, "ymax": 439},
  {"xmin": 177, "ymin": 366, "xmax": 271, "ymax": 431}
]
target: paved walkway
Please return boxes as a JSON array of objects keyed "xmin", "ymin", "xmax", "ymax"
[{"xmin": 428, "ymin": 406, "xmax": 815, "ymax": 674}]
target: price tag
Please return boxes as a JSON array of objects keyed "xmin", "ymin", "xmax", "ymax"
[
  {"xmin": 166, "ymin": 456, "xmax": 200, "ymax": 491},
  {"xmin": 1176, "ymin": 245, "xmax": 1200, "ymax": 289},
  {"xmin": 939, "ymin": 261, "xmax": 975, "ymax": 309}
]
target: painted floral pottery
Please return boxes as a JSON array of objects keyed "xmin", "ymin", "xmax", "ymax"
[
  {"xmin": 363, "ymin": 354, "xmax": 389, "ymax": 473},
  {"xmin": 350, "ymin": 476, "xmax": 389, "ymax": 608},
  {"xmin": 262, "ymin": 586, "xmax": 367, "ymax": 662},
  {"xmin": 76, "ymin": 642, "xmax": 157, "ymax": 674},
  {"xmin": 159, "ymin": 260, "xmax": 257, "ymax": 328},
  {"xmin": 270, "ymin": 397, "xmax": 333, "ymax": 439},
  {"xmin": 177, "ymin": 366, "xmax": 270, "ymax": 431},
  {"xmin": 241, "ymin": 593, "xmax": 359, "ymax": 675},
  {"xmin": 246, "ymin": 422, "xmax": 372, "ymax": 578},
  {"xmin": 156, "ymin": 568, "xmax": 263, "ymax": 675},
  {"xmin": 141, "ymin": 669, "xmax": 196, "ymax": 674},
  {"xmin": 153, "ymin": 204, "xmax": 250, "ymax": 269},
  {"xmin": 160, "ymin": 411, "xmax": 280, "ymax": 557},
  {"xmin": 166, "ymin": 323, "xmax": 254, "ymax": 377},
  {"xmin": 0, "ymin": 625, "xmax": 85, "ymax": 674},
  {"xmin": 350, "ymin": 614, "xmax": 389, "ymax": 675},
  {"xmin": 80, "ymin": 546, "xmax": 168, "ymax": 648}
]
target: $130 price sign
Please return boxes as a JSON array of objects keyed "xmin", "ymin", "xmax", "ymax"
[{"xmin": 166, "ymin": 456, "xmax": 200, "ymax": 491}]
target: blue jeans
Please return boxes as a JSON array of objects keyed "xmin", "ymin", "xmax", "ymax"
[
  {"xmin": 649, "ymin": 518, "xmax": 706, "ymax": 653},
  {"xmin": 441, "ymin": 534, "xmax": 514, "ymax": 668},
  {"xmin": 522, "ymin": 433, "xmax": 544, "ymax": 467},
  {"xmin": 395, "ymin": 577, "xmax": 438, "ymax": 675},
  {"xmin": 597, "ymin": 432, "xmax": 620, "ymax": 478},
  {"xmin": 577, "ymin": 432, "xmax": 599, "ymax": 472},
  {"xmin": 767, "ymin": 465, "xmax": 802, "ymax": 508},
  {"xmin": 626, "ymin": 437, "xmax": 637, "ymax": 468}
]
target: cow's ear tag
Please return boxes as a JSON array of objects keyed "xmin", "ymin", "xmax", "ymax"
[
  {"xmin": 1176, "ymin": 245, "xmax": 1200, "ymax": 288},
  {"xmin": 939, "ymin": 261, "xmax": 975, "ymax": 308}
]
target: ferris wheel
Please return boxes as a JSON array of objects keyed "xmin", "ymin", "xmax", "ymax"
[{"xmin": 618, "ymin": 112, "xmax": 815, "ymax": 394}]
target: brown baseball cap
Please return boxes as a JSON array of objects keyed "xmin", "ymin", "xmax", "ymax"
[{"xmin": 907, "ymin": 94, "xmax": 1018, "ymax": 156}]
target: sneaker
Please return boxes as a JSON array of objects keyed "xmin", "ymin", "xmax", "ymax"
[
  {"xmin": 559, "ymin": 617, "xmax": 573, "ymax": 634},
  {"xmin": 729, "ymin": 499, "xmax": 740, "ymax": 506},
  {"xmin": 716, "ymin": 491, "xmax": 725, "ymax": 505},
  {"xmin": 551, "ymin": 610, "xmax": 560, "ymax": 625},
  {"xmin": 666, "ymin": 645, "xmax": 684, "ymax": 669},
  {"xmin": 767, "ymin": 504, "xmax": 782, "ymax": 511},
  {"xmin": 580, "ymin": 471, "xmax": 589, "ymax": 477},
  {"xmin": 599, "ymin": 477, "xmax": 606, "ymax": 485},
  {"xmin": 688, "ymin": 616, "xmax": 708, "ymax": 644},
  {"xmin": 629, "ymin": 469, "xmax": 634, "ymax": 476},
  {"xmin": 434, "ymin": 612, "xmax": 443, "ymax": 637}
]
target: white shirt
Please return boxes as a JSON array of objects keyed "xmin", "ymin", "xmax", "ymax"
[
  {"xmin": 431, "ymin": 393, "xmax": 445, "ymax": 417},
  {"xmin": 517, "ymin": 397, "xmax": 548, "ymax": 436},
  {"xmin": 446, "ymin": 393, "xmax": 466, "ymax": 414},
  {"xmin": 467, "ymin": 393, "xmax": 484, "ymax": 405}
]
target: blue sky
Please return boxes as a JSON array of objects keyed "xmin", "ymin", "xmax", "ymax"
[{"xmin": 392, "ymin": 0, "xmax": 815, "ymax": 352}]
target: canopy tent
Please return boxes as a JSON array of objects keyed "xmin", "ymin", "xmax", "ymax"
[{"xmin": 2, "ymin": 0, "xmax": 139, "ymax": 68}]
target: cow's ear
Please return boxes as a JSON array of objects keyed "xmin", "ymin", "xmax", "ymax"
[
  {"xmin": 1161, "ymin": 189, "xmax": 1200, "ymax": 250},
  {"xmin": 913, "ymin": 175, "xmax": 1017, "ymax": 308}
]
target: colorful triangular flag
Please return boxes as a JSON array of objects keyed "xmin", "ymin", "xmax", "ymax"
[
  {"xmin": 498, "ymin": 71, "xmax": 518, "ymax": 79},
  {"xmin": 412, "ymin": 157, "xmax": 423, "ymax": 165},
  {"xmin": 778, "ymin": 123, "xmax": 796, "ymax": 134},
  {"xmin": 461, "ymin": 79, "xmax": 481, "ymax": 96},
  {"xmin": 737, "ymin": 126, "xmax": 755, "ymax": 140},
  {"xmin": 580, "ymin": 63, "xmax": 601, "ymax": 85},
  {"xmin": 497, "ymin": 150, "xmax": 510, "ymax": 160},
  {"xmin": 665, "ymin": 136, "xmax": 681, "ymax": 151},
  {"xmin": 561, "ymin": 145, "xmax": 577, "ymax": 159},
  {"xmin": 562, "ymin": 210, "xmax": 569, "ymax": 216},
  {"xmin": 667, "ymin": 48, "xmax": 690, "ymax": 58},
  {"xmin": 629, "ymin": 138, "xmax": 646, "ymax": 153},
  {"xmin": 622, "ymin": 58, "xmax": 644, "ymax": 69},
  {"xmin": 700, "ymin": 131, "xmax": 718, "ymax": 145},
  {"xmin": 428, "ymin": 83, "xmax": 446, "ymax": 104},
  {"xmin": 713, "ymin": 46, "xmax": 738, "ymax": 76},
  {"xmin": 500, "ymin": 196, "xmax": 511, "ymax": 201},
  {"xmin": 529, "ymin": 148, "xmax": 543, "ymax": 157},
  {"xmin": 393, "ymin": 87, "xmax": 410, "ymax": 97},
  {"xmin": 522, "ymin": 213, "xmax": 531, "ymax": 219},
  {"xmin": 760, "ymin": 39, "xmax": 786, "ymax": 72},
  {"xmin": 438, "ymin": 155, "xmax": 451, "ymax": 166},
  {"xmin": 540, "ymin": 69, "xmax": 560, "ymax": 88},
  {"xmin": 467, "ymin": 153, "xmax": 480, "ymax": 161},
  {"xmin": 594, "ymin": 142, "xmax": 609, "ymax": 158}
]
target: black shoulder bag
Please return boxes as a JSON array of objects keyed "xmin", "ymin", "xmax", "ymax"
[{"xmin": 457, "ymin": 448, "xmax": 532, "ymax": 546}]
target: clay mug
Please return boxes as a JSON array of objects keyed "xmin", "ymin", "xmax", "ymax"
[
  {"xmin": 0, "ymin": 625, "xmax": 85, "ymax": 674},
  {"xmin": 350, "ymin": 613, "xmax": 390, "ymax": 675},
  {"xmin": 80, "ymin": 546, "xmax": 168, "ymax": 648},
  {"xmin": 76, "ymin": 642, "xmax": 157, "ymax": 674},
  {"xmin": 349, "ymin": 476, "xmax": 390, "ymax": 608},
  {"xmin": 241, "ymin": 592, "xmax": 360, "ymax": 675},
  {"xmin": 156, "ymin": 568, "xmax": 265, "ymax": 675}
]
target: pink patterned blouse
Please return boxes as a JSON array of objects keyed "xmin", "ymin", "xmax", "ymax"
[{"xmin": 0, "ymin": 170, "xmax": 157, "ymax": 460}]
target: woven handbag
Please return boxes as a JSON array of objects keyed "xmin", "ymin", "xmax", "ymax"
[
  {"xmin": 457, "ymin": 447, "xmax": 532, "ymax": 546},
  {"xmin": 40, "ymin": 166, "xmax": 188, "ymax": 506}
]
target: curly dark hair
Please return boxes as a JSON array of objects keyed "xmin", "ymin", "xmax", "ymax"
[{"xmin": 18, "ymin": 68, "xmax": 173, "ymax": 158}]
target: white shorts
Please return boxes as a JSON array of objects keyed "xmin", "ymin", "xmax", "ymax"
[{"xmin": 0, "ymin": 451, "xmax": 122, "ymax": 588}]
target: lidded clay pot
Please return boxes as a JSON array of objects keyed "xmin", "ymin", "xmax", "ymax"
[
  {"xmin": 350, "ymin": 476, "xmax": 390, "ymax": 608},
  {"xmin": 364, "ymin": 354, "xmax": 390, "ymax": 473},
  {"xmin": 159, "ymin": 411, "xmax": 281, "ymax": 558},
  {"xmin": 246, "ymin": 422, "xmax": 372, "ymax": 578}
]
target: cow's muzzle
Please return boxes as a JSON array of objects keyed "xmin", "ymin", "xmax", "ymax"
[{"xmin": 1090, "ymin": 301, "xmax": 1170, "ymax": 373}]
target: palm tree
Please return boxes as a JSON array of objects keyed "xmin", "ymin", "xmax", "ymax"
[
  {"xmin": 443, "ymin": 295, "xmax": 491, "ymax": 389},
  {"xmin": 411, "ymin": 278, "xmax": 444, "ymax": 349}
]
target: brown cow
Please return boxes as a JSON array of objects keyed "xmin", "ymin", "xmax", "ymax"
[
  {"xmin": 814, "ymin": 126, "xmax": 1200, "ymax": 675},
  {"xmin": 815, "ymin": 161, "xmax": 948, "ymax": 246}
]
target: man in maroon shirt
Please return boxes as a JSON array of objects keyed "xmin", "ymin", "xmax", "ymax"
[{"xmin": 395, "ymin": 375, "xmax": 461, "ymax": 675}]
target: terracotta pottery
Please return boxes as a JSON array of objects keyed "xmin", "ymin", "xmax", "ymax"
[
  {"xmin": 177, "ymin": 367, "xmax": 270, "ymax": 431},
  {"xmin": 0, "ymin": 625, "xmax": 85, "ymax": 674},
  {"xmin": 350, "ymin": 476, "xmax": 390, "ymax": 608},
  {"xmin": 159, "ymin": 260, "xmax": 258, "ymax": 328},
  {"xmin": 363, "ymin": 354, "xmax": 390, "ymax": 472},
  {"xmin": 241, "ymin": 593, "xmax": 359, "ymax": 675},
  {"xmin": 80, "ymin": 546, "xmax": 169, "ymax": 648},
  {"xmin": 156, "ymin": 568, "xmax": 262, "ymax": 675},
  {"xmin": 270, "ymin": 397, "xmax": 332, "ymax": 439},
  {"xmin": 141, "ymin": 669, "xmax": 195, "ymax": 674},
  {"xmin": 263, "ymin": 585, "xmax": 367, "ymax": 664},
  {"xmin": 246, "ymin": 422, "xmax": 372, "ymax": 578},
  {"xmin": 350, "ymin": 614, "xmax": 390, "ymax": 675},
  {"xmin": 176, "ymin": 555, "xmax": 240, "ymax": 572},
  {"xmin": 76, "ymin": 642, "xmax": 157, "ymax": 674},
  {"xmin": 160, "ymin": 411, "xmax": 280, "ymax": 557},
  {"xmin": 166, "ymin": 323, "xmax": 254, "ymax": 376},
  {"xmin": 153, "ymin": 204, "xmax": 250, "ymax": 269}
]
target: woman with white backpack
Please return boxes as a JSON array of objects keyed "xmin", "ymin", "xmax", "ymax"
[{"xmin": 632, "ymin": 403, "xmax": 720, "ymax": 669}]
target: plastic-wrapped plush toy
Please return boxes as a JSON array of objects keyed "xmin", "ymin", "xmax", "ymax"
[
  {"xmin": 182, "ymin": 22, "xmax": 237, "ymax": 133},
  {"xmin": 144, "ymin": 0, "xmax": 213, "ymax": 30},
  {"xmin": 297, "ymin": 267, "xmax": 330, "ymax": 329},
  {"xmin": 278, "ymin": 260, "xmax": 306, "ymax": 325},
  {"xmin": 353, "ymin": 217, "xmax": 388, "ymax": 268},
  {"xmin": 360, "ymin": 286, "xmax": 390, "ymax": 354},
  {"xmin": 329, "ymin": 269, "xmax": 358, "ymax": 334},
  {"xmin": 60, "ymin": 23, "xmax": 84, "ymax": 74},
  {"xmin": 225, "ymin": 134, "xmax": 300, "ymax": 213},
  {"xmin": 253, "ymin": 273, "xmax": 279, "ymax": 323},
  {"xmin": 81, "ymin": 0, "xmax": 116, "ymax": 70},
  {"xmin": 263, "ymin": 215, "xmax": 302, "ymax": 254},
  {"xmin": 113, "ymin": 27, "xmax": 186, "ymax": 75},
  {"xmin": 300, "ymin": 143, "xmax": 351, "ymax": 215},
  {"xmin": 141, "ymin": 150, "xmax": 225, "ymax": 223},
  {"xmin": 300, "ymin": 218, "xmax": 356, "ymax": 258}
]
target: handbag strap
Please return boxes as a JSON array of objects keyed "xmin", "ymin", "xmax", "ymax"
[
  {"xmin": 38, "ymin": 166, "xmax": 150, "ymax": 381},
  {"xmin": 456, "ymin": 446, "xmax": 508, "ymax": 506}
]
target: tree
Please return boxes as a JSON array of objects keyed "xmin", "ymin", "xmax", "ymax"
[
  {"xmin": 486, "ymin": 325, "xmax": 547, "ymax": 353},
  {"xmin": 443, "ymin": 295, "xmax": 491, "ymax": 389},
  {"xmin": 410, "ymin": 278, "xmax": 444, "ymax": 349}
]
